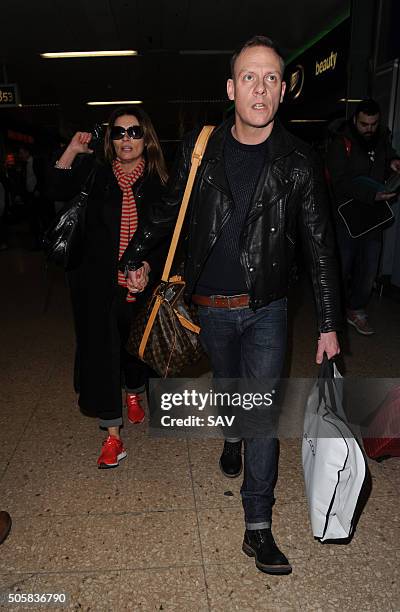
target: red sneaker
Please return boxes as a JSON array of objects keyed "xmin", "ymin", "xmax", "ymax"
[
  {"xmin": 97, "ymin": 435, "xmax": 127, "ymax": 469},
  {"xmin": 126, "ymin": 393, "xmax": 145, "ymax": 424}
]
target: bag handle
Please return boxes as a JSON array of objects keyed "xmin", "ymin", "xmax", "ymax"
[
  {"xmin": 318, "ymin": 354, "xmax": 338, "ymax": 413},
  {"xmin": 80, "ymin": 164, "xmax": 97, "ymax": 197},
  {"xmin": 160, "ymin": 125, "xmax": 215, "ymax": 282}
]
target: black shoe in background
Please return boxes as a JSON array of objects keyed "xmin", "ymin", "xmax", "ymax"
[
  {"xmin": 242, "ymin": 528, "xmax": 292, "ymax": 575},
  {"xmin": 219, "ymin": 440, "xmax": 242, "ymax": 478}
]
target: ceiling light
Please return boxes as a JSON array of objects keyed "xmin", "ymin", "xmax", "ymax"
[
  {"xmin": 41, "ymin": 50, "xmax": 137, "ymax": 59},
  {"xmin": 339, "ymin": 98, "xmax": 363, "ymax": 103},
  {"xmin": 87, "ymin": 100, "xmax": 143, "ymax": 106}
]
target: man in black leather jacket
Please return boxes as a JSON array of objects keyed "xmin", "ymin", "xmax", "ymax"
[{"xmin": 122, "ymin": 35, "xmax": 341, "ymax": 575}]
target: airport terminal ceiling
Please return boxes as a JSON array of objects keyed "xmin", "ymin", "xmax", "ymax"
[{"xmin": 0, "ymin": 0, "xmax": 350, "ymax": 136}]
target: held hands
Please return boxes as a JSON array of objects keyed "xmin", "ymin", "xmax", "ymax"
[
  {"xmin": 126, "ymin": 262, "xmax": 150, "ymax": 294},
  {"xmin": 316, "ymin": 331, "xmax": 340, "ymax": 364},
  {"xmin": 375, "ymin": 191, "xmax": 397, "ymax": 201}
]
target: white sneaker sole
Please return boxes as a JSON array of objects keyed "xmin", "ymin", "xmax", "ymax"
[
  {"xmin": 346, "ymin": 318, "xmax": 375, "ymax": 336},
  {"xmin": 98, "ymin": 450, "xmax": 127, "ymax": 469}
]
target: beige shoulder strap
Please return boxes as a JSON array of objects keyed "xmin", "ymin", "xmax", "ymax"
[{"xmin": 161, "ymin": 125, "xmax": 215, "ymax": 282}]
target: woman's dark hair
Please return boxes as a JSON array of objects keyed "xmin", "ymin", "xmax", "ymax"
[{"xmin": 104, "ymin": 106, "xmax": 168, "ymax": 184}]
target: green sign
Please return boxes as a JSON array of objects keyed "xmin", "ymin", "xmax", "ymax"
[{"xmin": 0, "ymin": 84, "xmax": 19, "ymax": 107}]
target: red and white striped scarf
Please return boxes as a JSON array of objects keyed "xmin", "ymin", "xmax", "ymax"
[{"xmin": 113, "ymin": 158, "xmax": 145, "ymax": 302}]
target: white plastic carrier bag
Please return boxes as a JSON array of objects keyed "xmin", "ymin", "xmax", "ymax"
[{"xmin": 302, "ymin": 357, "xmax": 366, "ymax": 541}]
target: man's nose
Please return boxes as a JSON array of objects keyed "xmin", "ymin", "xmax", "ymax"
[{"xmin": 254, "ymin": 78, "xmax": 266, "ymax": 95}]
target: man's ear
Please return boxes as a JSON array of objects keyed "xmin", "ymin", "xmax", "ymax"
[
  {"xmin": 227, "ymin": 78, "xmax": 235, "ymax": 101},
  {"xmin": 280, "ymin": 81, "xmax": 286, "ymax": 103}
]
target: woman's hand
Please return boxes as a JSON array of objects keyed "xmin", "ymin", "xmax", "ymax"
[
  {"xmin": 126, "ymin": 262, "xmax": 151, "ymax": 294},
  {"xmin": 67, "ymin": 132, "xmax": 94, "ymax": 156},
  {"xmin": 55, "ymin": 132, "xmax": 94, "ymax": 169}
]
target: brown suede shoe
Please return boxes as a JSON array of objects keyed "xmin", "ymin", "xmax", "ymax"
[{"xmin": 0, "ymin": 511, "xmax": 12, "ymax": 544}]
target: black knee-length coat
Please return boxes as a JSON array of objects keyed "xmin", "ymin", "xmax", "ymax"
[{"xmin": 48, "ymin": 155, "xmax": 167, "ymax": 416}]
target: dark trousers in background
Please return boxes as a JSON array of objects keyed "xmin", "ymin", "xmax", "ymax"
[
  {"xmin": 336, "ymin": 223, "xmax": 382, "ymax": 311},
  {"xmin": 198, "ymin": 298, "xmax": 287, "ymax": 529}
]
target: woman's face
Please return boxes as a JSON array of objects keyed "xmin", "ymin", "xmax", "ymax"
[{"xmin": 112, "ymin": 114, "xmax": 145, "ymax": 165}]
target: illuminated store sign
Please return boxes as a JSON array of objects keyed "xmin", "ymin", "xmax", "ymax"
[
  {"xmin": 7, "ymin": 130, "xmax": 34, "ymax": 144},
  {"xmin": 315, "ymin": 51, "xmax": 338, "ymax": 76},
  {"xmin": 284, "ymin": 18, "xmax": 350, "ymax": 110},
  {"xmin": 288, "ymin": 65, "xmax": 305, "ymax": 99}
]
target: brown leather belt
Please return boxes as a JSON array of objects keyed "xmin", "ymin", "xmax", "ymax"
[{"xmin": 192, "ymin": 293, "xmax": 250, "ymax": 308}]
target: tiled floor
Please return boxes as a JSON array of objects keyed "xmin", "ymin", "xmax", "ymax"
[{"xmin": 0, "ymin": 229, "xmax": 399, "ymax": 611}]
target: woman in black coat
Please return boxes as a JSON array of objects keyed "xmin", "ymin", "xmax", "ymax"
[{"xmin": 49, "ymin": 106, "xmax": 168, "ymax": 468}]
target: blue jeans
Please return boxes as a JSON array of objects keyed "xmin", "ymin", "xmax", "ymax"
[
  {"xmin": 336, "ymin": 224, "xmax": 382, "ymax": 310},
  {"xmin": 198, "ymin": 298, "xmax": 287, "ymax": 529}
]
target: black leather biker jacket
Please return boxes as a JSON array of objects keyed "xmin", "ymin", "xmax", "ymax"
[{"xmin": 120, "ymin": 119, "xmax": 342, "ymax": 333}]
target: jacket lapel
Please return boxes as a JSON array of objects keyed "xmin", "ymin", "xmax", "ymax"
[{"xmin": 245, "ymin": 121, "xmax": 296, "ymax": 224}]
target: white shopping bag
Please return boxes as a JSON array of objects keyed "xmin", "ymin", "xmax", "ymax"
[{"xmin": 302, "ymin": 359, "xmax": 366, "ymax": 541}]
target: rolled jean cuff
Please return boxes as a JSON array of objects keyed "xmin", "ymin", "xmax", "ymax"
[
  {"xmin": 245, "ymin": 521, "xmax": 271, "ymax": 530},
  {"xmin": 99, "ymin": 417, "xmax": 123, "ymax": 429},
  {"xmin": 125, "ymin": 384, "xmax": 146, "ymax": 394}
]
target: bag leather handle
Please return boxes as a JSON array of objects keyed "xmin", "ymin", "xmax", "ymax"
[
  {"xmin": 318, "ymin": 354, "xmax": 338, "ymax": 413},
  {"xmin": 80, "ymin": 164, "xmax": 97, "ymax": 197},
  {"xmin": 160, "ymin": 125, "xmax": 215, "ymax": 282}
]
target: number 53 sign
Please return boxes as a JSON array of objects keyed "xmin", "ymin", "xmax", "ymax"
[{"xmin": 0, "ymin": 84, "xmax": 19, "ymax": 107}]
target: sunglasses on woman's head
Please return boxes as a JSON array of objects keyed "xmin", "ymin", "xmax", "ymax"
[{"xmin": 110, "ymin": 125, "xmax": 144, "ymax": 140}]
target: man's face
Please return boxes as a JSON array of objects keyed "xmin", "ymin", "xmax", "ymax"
[
  {"xmin": 227, "ymin": 45, "xmax": 286, "ymax": 132},
  {"xmin": 354, "ymin": 112, "xmax": 380, "ymax": 141}
]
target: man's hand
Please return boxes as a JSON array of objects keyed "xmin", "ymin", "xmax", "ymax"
[
  {"xmin": 390, "ymin": 159, "xmax": 400, "ymax": 173},
  {"xmin": 126, "ymin": 262, "xmax": 150, "ymax": 294},
  {"xmin": 375, "ymin": 191, "xmax": 397, "ymax": 201},
  {"xmin": 316, "ymin": 331, "xmax": 340, "ymax": 364}
]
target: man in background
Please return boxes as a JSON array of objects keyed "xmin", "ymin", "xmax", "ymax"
[
  {"xmin": 18, "ymin": 145, "xmax": 52, "ymax": 250},
  {"xmin": 327, "ymin": 99, "xmax": 400, "ymax": 335}
]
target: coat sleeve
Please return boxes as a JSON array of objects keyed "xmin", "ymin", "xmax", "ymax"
[
  {"xmin": 326, "ymin": 137, "xmax": 377, "ymax": 205},
  {"xmin": 119, "ymin": 131, "xmax": 197, "ymax": 271},
  {"xmin": 386, "ymin": 136, "xmax": 400, "ymax": 173},
  {"xmin": 46, "ymin": 153, "xmax": 96, "ymax": 202},
  {"xmin": 298, "ymin": 153, "xmax": 343, "ymax": 334}
]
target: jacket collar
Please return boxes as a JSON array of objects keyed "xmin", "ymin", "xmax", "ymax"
[{"xmin": 204, "ymin": 116, "xmax": 296, "ymax": 164}]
